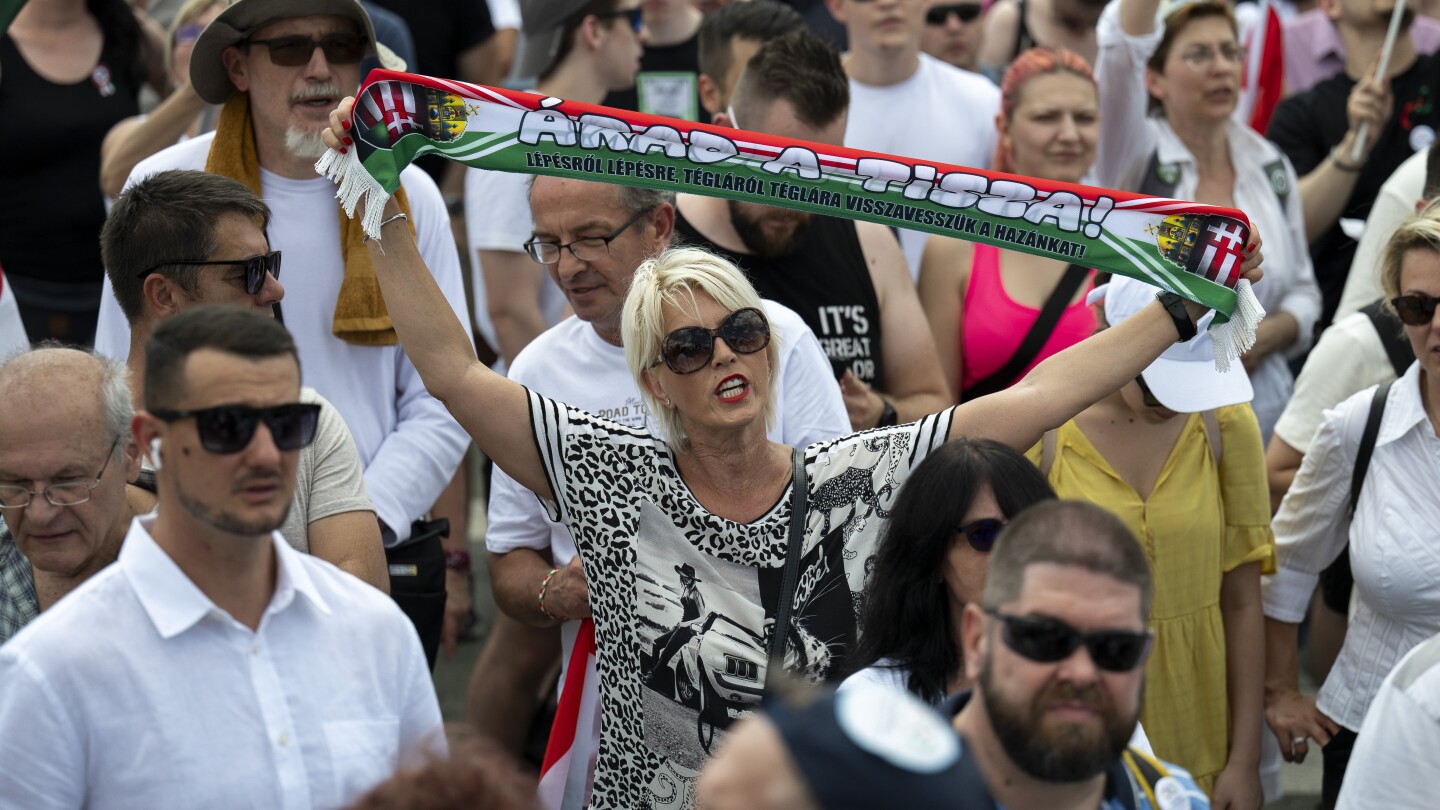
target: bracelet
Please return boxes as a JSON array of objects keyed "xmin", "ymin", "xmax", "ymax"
[
  {"xmin": 537, "ymin": 567, "xmax": 562, "ymax": 621},
  {"xmin": 361, "ymin": 212, "xmax": 409, "ymax": 246},
  {"xmin": 1155, "ymin": 291, "xmax": 1198, "ymax": 342},
  {"xmin": 875, "ymin": 397, "xmax": 898, "ymax": 428},
  {"xmin": 443, "ymin": 548, "xmax": 471, "ymax": 573},
  {"xmin": 1330, "ymin": 146, "xmax": 1362, "ymax": 173}
]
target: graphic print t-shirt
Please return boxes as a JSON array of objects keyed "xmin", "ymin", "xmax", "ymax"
[{"xmin": 526, "ymin": 390, "xmax": 954, "ymax": 809}]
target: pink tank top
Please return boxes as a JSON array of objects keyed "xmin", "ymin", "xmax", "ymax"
[{"xmin": 960, "ymin": 243, "xmax": 1096, "ymax": 395}]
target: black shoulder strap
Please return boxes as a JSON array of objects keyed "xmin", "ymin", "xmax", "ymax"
[
  {"xmin": 766, "ymin": 448, "xmax": 808, "ymax": 689},
  {"xmin": 1361, "ymin": 299, "xmax": 1415, "ymax": 378},
  {"xmin": 133, "ymin": 467, "xmax": 158, "ymax": 495},
  {"xmin": 1139, "ymin": 151, "xmax": 1180, "ymax": 199},
  {"xmin": 1260, "ymin": 158, "xmax": 1292, "ymax": 212},
  {"xmin": 1349, "ymin": 381, "xmax": 1392, "ymax": 518},
  {"xmin": 964, "ymin": 264, "xmax": 1089, "ymax": 399}
]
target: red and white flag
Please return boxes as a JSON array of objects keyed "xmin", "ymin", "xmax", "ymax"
[
  {"xmin": 1236, "ymin": 0, "xmax": 1284, "ymax": 135},
  {"xmin": 357, "ymin": 82, "xmax": 424, "ymax": 140},
  {"xmin": 0, "ymin": 266, "xmax": 29, "ymax": 356},
  {"xmin": 538, "ymin": 620, "xmax": 601, "ymax": 810}
]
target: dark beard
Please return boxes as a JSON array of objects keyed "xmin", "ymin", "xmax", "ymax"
[
  {"xmin": 727, "ymin": 201, "xmax": 811, "ymax": 258},
  {"xmin": 979, "ymin": 654, "xmax": 1137, "ymax": 782}
]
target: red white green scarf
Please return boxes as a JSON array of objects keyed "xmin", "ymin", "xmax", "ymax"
[{"xmin": 319, "ymin": 71, "xmax": 1265, "ymax": 368}]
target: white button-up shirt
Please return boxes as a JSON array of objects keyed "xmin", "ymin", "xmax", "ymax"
[
  {"xmin": 0, "ymin": 515, "xmax": 443, "ymax": 809},
  {"xmin": 1264, "ymin": 362, "xmax": 1440, "ymax": 731}
]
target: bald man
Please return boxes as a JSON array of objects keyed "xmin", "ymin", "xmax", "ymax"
[{"xmin": 0, "ymin": 348, "xmax": 143, "ymax": 644}]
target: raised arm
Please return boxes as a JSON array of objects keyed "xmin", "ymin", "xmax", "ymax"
[
  {"xmin": 324, "ymin": 101, "xmax": 552, "ymax": 500},
  {"xmin": 1092, "ymin": 0, "xmax": 1163, "ymax": 190}
]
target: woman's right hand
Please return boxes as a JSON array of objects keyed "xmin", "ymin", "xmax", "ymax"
[
  {"xmin": 1265, "ymin": 688, "xmax": 1341, "ymax": 763},
  {"xmin": 322, "ymin": 96, "xmax": 359, "ymax": 153}
]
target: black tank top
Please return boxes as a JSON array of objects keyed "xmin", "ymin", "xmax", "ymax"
[
  {"xmin": 0, "ymin": 34, "xmax": 139, "ymax": 285},
  {"xmin": 675, "ymin": 210, "xmax": 886, "ymax": 389}
]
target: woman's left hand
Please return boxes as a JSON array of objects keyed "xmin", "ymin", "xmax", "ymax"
[
  {"xmin": 1209, "ymin": 761, "xmax": 1263, "ymax": 810},
  {"xmin": 322, "ymin": 97, "xmax": 358, "ymax": 153}
]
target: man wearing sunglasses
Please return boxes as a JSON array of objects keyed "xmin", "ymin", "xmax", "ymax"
[
  {"xmin": 92, "ymin": 0, "xmax": 473, "ymax": 667},
  {"xmin": 697, "ymin": 500, "xmax": 1205, "ymax": 809},
  {"xmin": 100, "ymin": 169, "xmax": 388, "ymax": 595},
  {"xmin": 0, "ymin": 307, "xmax": 444, "ymax": 807},
  {"xmin": 676, "ymin": 31, "xmax": 952, "ymax": 431},
  {"xmin": 0, "ymin": 349, "xmax": 142, "ymax": 646},
  {"xmin": 467, "ymin": 0, "xmax": 646, "ymax": 370},
  {"xmin": 920, "ymin": 2, "xmax": 984, "ymax": 74}
]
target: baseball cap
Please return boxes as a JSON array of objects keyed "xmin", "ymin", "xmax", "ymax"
[
  {"xmin": 1094, "ymin": 276, "xmax": 1253, "ymax": 413},
  {"xmin": 189, "ymin": 0, "xmax": 399, "ymax": 104},
  {"xmin": 518, "ymin": 0, "xmax": 592, "ymax": 80}
]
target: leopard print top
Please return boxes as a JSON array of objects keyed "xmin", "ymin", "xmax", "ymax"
[{"xmin": 527, "ymin": 389, "xmax": 955, "ymax": 809}]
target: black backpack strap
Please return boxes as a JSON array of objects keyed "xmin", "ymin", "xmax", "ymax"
[
  {"xmin": 964, "ymin": 263, "xmax": 1089, "ymax": 399},
  {"xmin": 766, "ymin": 448, "xmax": 808, "ymax": 688},
  {"xmin": 1361, "ymin": 299, "xmax": 1415, "ymax": 378},
  {"xmin": 1349, "ymin": 381, "xmax": 1392, "ymax": 518},
  {"xmin": 1138, "ymin": 151, "xmax": 1182, "ymax": 199},
  {"xmin": 1261, "ymin": 158, "xmax": 1292, "ymax": 212}
]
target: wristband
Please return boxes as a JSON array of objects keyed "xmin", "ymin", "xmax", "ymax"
[
  {"xmin": 1329, "ymin": 146, "xmax": 1362, "ymax": 173},
  {"xmin": 1155, "ymin": 291, "xmax": 1197, "ymax": 342},
  {"xmin": 443, "ymin": 548, "xmax": 471, "ymax": 573},
  {"xmin": 876, "ymin": 397, "xmax": 898, "ymax": 428},
  {"xmin": 537, "ymin": 567, "xmax": 563, "ymax": 621}
]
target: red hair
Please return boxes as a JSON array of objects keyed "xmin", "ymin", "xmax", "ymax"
[{"xmin": 993, "ymin": 46, "xmax": 1097, "ymax": 175}]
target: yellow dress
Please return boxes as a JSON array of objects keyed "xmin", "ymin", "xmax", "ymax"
[{"xmin": 1026, "ymin": 404, "xmax": 1275, "ymax": 794}]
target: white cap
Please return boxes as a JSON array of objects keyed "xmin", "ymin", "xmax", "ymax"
[{"xmin": 1094, "ymin": 277, "xmax": 1253, "ymax": 413}]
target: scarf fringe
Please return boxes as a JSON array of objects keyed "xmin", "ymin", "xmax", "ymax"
[
  {"xmin": 316, "ymin": 147, "xmax": 389, "ymax": 240},
  {"xmin": 1209, "ymin": 279, "xmax": 1265, "ymax": 372}
]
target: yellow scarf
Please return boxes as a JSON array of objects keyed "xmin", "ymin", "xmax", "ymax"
[{"xmin": 204, "ymin": 94, "xmax": 411, "ymax": 345}]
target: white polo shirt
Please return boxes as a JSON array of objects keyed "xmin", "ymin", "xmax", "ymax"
[{"xmin": 0, "ymin": 515, "xmax": 443, "ymax": 809}]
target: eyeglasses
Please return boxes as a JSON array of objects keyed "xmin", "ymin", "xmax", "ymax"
[
  {"xmin": 1134, "ymin": 373, "xmax": 1163, "ymax": 408},
  {"xmin": 1179, "ymin": 42, "xmax": 1243, "ymax": 72},
  {"xmin": 151, "ymin": 403, "xmax": 322, "ymax": 455},
  {"xmin": 1392, "ymin": 292, "xmax": 1440, "ymax": 326},
  {"xmin": 985, "ymin": 609, "xmax": 1154, "ymax": 672},
  {"xmin": 594, "ymin": 6, "xmax": 645, "ymax": 34},
  {"xmin": 0, "ymin": 436, "xmax": 122, "ymax": 510},
  {"xmin": 653, "ymin": 307, "xmax": 771, "ymax": 374},
  {"xmin": 245, "ymin": 33, "xmax": 368, "ymax": 67},
  {"xmin": 524, "ymin": 209, "xmax": 648, "ymax": 265},
  {"xmin": 925, "ymin": 3, "xmax": 982, "ymax": 24},
  {"xmin": 137, "ymin": 250, "xmax": 282, "ymax": 296},
  {"xmin": 956, "ymin": 518, "xmax": 1005, "ymax": 552}
]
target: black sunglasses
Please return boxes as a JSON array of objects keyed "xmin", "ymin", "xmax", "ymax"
[
  {"xmin": 654, "ymin": 307, "xmax": 770, "ymax": 375},
  {"xmin": 926, "ymin": 3, "xmax": 983, "ymax": 24},
  {"xmin": 151, "ymin": 403, "xmax": 322, "ymax": 455},
  {"xmin": 986, "ymin": 609, "xmax": 1153, "ymax": 672},
  {"xmin": 137, "ymin": 251, "xmax": 281, "ymax": 296},
  {"xmin": 1134, "ymin": 373, "xmax": 1163, "ymax": 408},
  {"xmin": 245, "ymin": 33, "xmax": 367, "ymax": 67},
  {"xmin": 594, "ymin": 7, "xmax": 645, "ymax": 34},
  {"xmin": 957, "ymin": 518, "xmax": 1005, "ymax": 552},
  {"xmin": 1392, "ymin": 292, "xmax": 1440, "ymax": 326}
]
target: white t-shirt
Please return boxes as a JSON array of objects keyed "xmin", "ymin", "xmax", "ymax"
[
  {"xmin": 462, "ymin": 166, "xmax": 568, "ymax": 370},
  {"xmin": 93, "ymin": 133, "xmax": 472, "ymax": 545},
  {"xmin": 0, "ymin": 515, "xmax": 443, "ymax": 808},
  {"xmin": 1336, "ymin": 631, "xmax": 1440, "ymax": 808},
  {"xmin": 844, "ymin": 53, "xmax": 1001, "ymax": 277},
  {"xmin": 1271, "ymin": 310, "xmax": 1401, "ymax": 453},
  {"xmin": 1337, "ymin": 146, "xmax": 1426, "ymax": 321},
  {"xmin": 488, "ymin": 301, "xmax": 850, "ymax": 673}
]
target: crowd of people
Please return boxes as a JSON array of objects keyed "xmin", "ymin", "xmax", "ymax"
[{"xmin": 0, "ymin": 0, "xmax": 1438, "ymax": 808}]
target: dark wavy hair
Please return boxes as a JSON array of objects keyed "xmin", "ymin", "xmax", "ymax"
[{"xmin": 848, "ymin": 439, "xmax": 1056, "ymax": 705}]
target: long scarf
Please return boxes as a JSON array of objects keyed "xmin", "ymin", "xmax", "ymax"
[
  {"xmin": 319, "ymin": 70, "xmax": 1265, "ymax": 367},
  {"xmin": 209, "ymin": 93, "xmax": 412, "ymax": 345}
]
